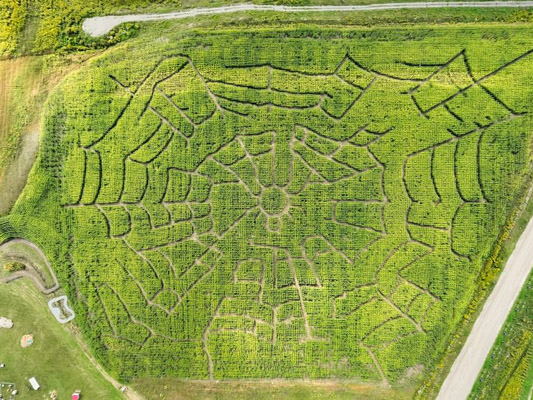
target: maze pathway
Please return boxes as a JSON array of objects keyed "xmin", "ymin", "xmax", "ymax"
[{"xmin": 52, "ymin": 39, "xmax": 533, "ymax": 380}]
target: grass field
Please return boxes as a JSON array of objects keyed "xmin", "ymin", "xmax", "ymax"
[
  {"xmin": 0, "ymin": 57, "xmax": 41, "ymax": 185},
  {"xmin": 0, "ymin": 280, "xmax": 121, "ymax": 399},
  {"xmin": 1, "ymin": 0, "xmax": 182, "ymax": 58},
  {"xmin": 0, "ymin": 24, "xmax": 532, "ymax": 388}
]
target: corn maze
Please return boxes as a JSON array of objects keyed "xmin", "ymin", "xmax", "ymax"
[{"xmin": 3, "ymin": 30, "xmax": 533, "ymax": 382}]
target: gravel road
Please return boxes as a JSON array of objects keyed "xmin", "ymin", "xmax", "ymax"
[
  {"xmin": 83, "ymin": 1, "xmax": 533, "ymax": 36},
  {"xmin": 437, "ymin": 209, "xmax": 533, "ymax": 399}
]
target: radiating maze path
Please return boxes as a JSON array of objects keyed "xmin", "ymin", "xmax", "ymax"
[{"xmin": 62, "ymin": 49, "xmax": 529, "ymax": 381}]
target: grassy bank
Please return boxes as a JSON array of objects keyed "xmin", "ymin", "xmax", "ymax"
[
  {"xmin": 132, "ymin": 378, "xmax": 412, "ymax": 400},
  {"xmin": 468, "ymin": 195, "xmax": 533, "ymax": 399},
  {"xmin": 469, "ymin": 269, "xmax": 533, "ymax": 399},
  {"xmin": 0, "ymin": 52, "xmax": 99, "ymax": 215}
]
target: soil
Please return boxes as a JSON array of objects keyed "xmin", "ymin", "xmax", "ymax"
[{"xmin": 0, "ymin": 126, "xmax": 40, "ymax": 214}]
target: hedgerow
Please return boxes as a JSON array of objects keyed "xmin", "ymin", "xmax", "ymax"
[
  {"xmin": 0, "ymin": 0, "xmax": 27, "ymax": 56},
  {"xmin": 2, "ymin": 27, "xmax": 533, "ymax": 384}
]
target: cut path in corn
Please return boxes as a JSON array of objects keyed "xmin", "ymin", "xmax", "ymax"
[{"xmin": 83, "ymin": 1, "xmax": 533, "ymax": 36}]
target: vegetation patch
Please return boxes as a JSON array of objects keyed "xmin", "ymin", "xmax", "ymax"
[
  {"xmin": 1, "ymin": 27, "xmax": 532, "ymax": 383},
  {"xmin": 131, "ymin": 378, "xmax": 413, "ymax": 400},
  {"xmin": 3, "ymin": 261, "xmax": 25, "ymax": 273},
  {"xmin": 0, "ymin": 0, "xmax": 185, "ymax": 57}
]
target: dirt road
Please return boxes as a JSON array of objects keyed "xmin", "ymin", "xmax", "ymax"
[{"xmin": 83, "ymin": 1, "xmax": 533, "ymax": 37}]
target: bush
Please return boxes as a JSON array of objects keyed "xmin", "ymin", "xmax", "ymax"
[{"xmin": 3, "ymin": 261, "xmax": 25, "ymax": 272}]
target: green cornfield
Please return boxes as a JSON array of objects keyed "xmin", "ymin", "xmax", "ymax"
[{"xmin": 1, "ymin": 26, "xmax": 533, "ymax": 384}]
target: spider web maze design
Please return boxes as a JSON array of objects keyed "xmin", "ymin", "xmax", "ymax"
[{"xmin": 64, "ymin": 48, "xmax": 531, "ymax": 382}]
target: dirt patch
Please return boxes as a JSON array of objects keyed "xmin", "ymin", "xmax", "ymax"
[
  {"xmin": 399, "ymin": 364, "xmax": 424, "ymax": 385},
  {"xmin": 0, "ymin": 57, "xmax": 42, "ymax": 214},
  {"xmin": 0, "ymin": 125, "xmax": 39, "ymax": 214},
  {"xmin": 0, "ymin": 59, "xmax": 21, "ymax": 142},
  {"xmin": 0, "ymin": 58, "xmax": 41, "ymax": 163}
]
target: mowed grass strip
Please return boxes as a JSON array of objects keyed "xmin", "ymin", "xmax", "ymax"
[{"xmin": 131, "ymin": 378, "xmax": 413, "ymax": 400}]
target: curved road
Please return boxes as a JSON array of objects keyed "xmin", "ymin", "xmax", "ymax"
[
  {"xmin": 0, "ymin": 238, "xmax": 59, "ymax": 294},
  {"xmin": 83, "ymin": 1, "xmax": 533, "ymax": 36}
]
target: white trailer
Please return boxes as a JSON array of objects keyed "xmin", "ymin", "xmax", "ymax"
[{"xmin": 28, "ymin": 377, "xmax": 40, "ymax": 391}]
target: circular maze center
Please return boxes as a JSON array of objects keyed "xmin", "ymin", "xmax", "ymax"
[{"xmin": 261, "ymin": 187, "xmax": 288, "ymax": 215}]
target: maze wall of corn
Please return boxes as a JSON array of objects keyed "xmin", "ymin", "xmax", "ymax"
[{"xmin": 1, "ymin": 27, "xmax": 533, "ymax": 383}]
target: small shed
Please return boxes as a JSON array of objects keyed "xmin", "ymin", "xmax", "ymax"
[
  {"xmin": 0, "ymin": 318, "xmax": 13, "ymax": 329},
  {"xmin": 29, "ymin": 377, "xmax": 40, "ymax": 391}
]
